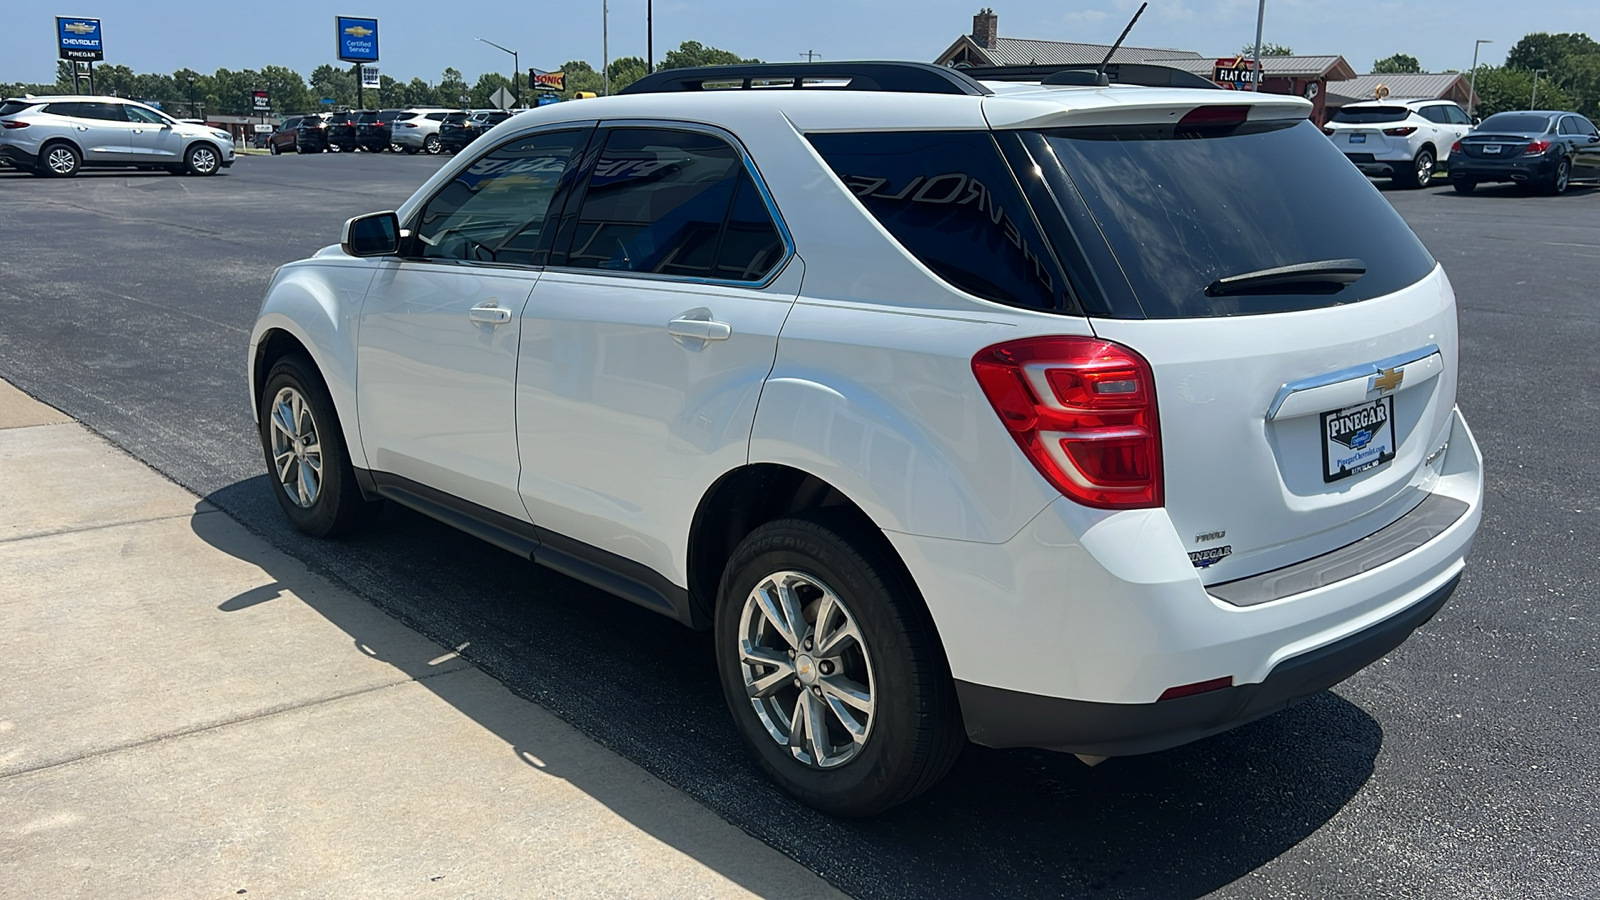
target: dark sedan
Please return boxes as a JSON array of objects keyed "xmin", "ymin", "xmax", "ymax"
[
  {"xmin": 437, "ymin": 110, "xmax": 512, "ymax": 153},
  {"xmin": 1450, "ymin": 110, "xmax": 1600, "ymax": 195}
]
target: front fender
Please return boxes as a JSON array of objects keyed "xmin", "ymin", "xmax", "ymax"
[{"xmin": 248, "ymin": 256, "xmax": 379, "ymax": 468}]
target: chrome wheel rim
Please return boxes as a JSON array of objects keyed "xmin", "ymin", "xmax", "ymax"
[
  {"xmin": 1416, "ymin": 153, "xmax": 1433, "ymax": 185},
  {"xmin": 268, "ymin": 387, "xmax": 323, "ymax": 508},
  {"xmin": 47, "ymin": 148, "xmax": 75, "ymax": 174},
  {"xmin": 738, "ymin": 570, "xmax": 875, "ymax": 769},
  {"xmin": 425, "ymin": 136, "xmax": 440, "ymax": 154},
  {"xmin": 1556, "ymin": 162, "xmax": 1569, "ymax": 192},
  {"xmin": 190, "ymin": 147, "xmax": 217, "ymax": 173}
]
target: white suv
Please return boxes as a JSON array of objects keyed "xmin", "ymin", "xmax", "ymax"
[
  {"xmin": 248, "ymin": 62, "xmax": 1482, "ymax": 816},
  {"xmin": 1325, "ymin": 98, "xmax": 1475, "ymax": 188},
  {"xmin": 389, "ymin": 108, "xmax": 457, "ymax": 154}
]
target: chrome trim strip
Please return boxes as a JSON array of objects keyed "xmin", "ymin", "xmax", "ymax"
[{"xmin": 1265, "ymin": 343, "xmax": 1441, "ymax": 420}]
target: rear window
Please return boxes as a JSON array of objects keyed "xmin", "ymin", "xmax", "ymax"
[
  {"xmin": 1331, "ymin": 106, "xmax": 1411, "ymax": 124},
  {"xmin": 444, "ymin": 113, "xmax": 468, "ymax": 124},
  {"xmin": 0, "ymin": 100, "xmax": 39, "ymax": 116},
  {"xmin": 1030, "ymin": 118, "xmax": 1437, "ymax": 318},
  {"xmin": 1477, "ymin": 113, "xmax": 1555, "ymax": 133}
]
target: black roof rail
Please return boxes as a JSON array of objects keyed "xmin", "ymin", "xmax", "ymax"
[
  {"xmin": 620, "ymin": 61, "xmax": 992, "ymax": 97},
  {"xmin": 957, "ymin": 63, "xmax": 1220, "ymax": 91}
]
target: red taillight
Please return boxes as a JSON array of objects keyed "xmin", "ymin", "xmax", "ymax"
[
  {"xmin": 1382, "ymin": 126, "xmax": 1418, "ymax": 136},
  {"xmin": 972, "ymin": 336, "xmax": 1163, "ymax": 509},
  {"xmin": 1523, "ymin": 139, "xmax": 1551, "ymax": 156},
  {"xmin": 1178, "ymin": 105, "xmax": 1249, "ymax": 129},
  {"xmin": 1321, "ymin": 126, "xmax": 1335, "ymax": 136},
  {"xmin": 1451, "ymin": 139, "xmax": 1462, "ymax": 154},
  {"xmin": 1158, "ymin": 676, "xmax": 1233, "ymax": 701},
  {"xmin": 1, "ymin": 120, "xmax": 29, "ymax": 129}
]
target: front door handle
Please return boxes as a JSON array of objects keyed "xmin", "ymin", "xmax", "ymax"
[
  {"xmin": 468, "ymin": 303, "xmax": 512, "ymax": 325},
  {"xmin": 667, "ymin": 316, "xmax": 732, "ymax": 342}
]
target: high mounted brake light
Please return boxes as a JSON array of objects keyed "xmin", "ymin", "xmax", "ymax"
[
  {"xmin": 973, "ymin": 336, "xmax": 1163, "ymax": 510},
  {"xmin": 1178, "ymin": 105, "xmax": 1250, "ymax": 129}
]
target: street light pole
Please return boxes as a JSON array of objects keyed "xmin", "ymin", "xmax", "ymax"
[
  {"xmin": 647, "ymin": 0, "xmax": 653, "ymax": 74},
  {"xmin": 1466, "ymin": 38, "xmax": 1492, "ymax": 119},
  {"xmin": 1251, "ymin": 0, "xmax": 1265, "ymax": 92},
  {"xmin": 1531, "ymin": 68, "xmax": 1545, "ymax": 109},
  {"xmin": 476, "ymin": 37, "xmax": 521, "ymax": 108},
  {"xmin": 602, "ymin": 0, "xmax": 610, "ymax": 96}
]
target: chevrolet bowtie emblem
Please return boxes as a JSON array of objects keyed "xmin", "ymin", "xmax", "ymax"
[
  {"xmin": 344, "ymin": 25, "xmax": 373, "ymax": 37},
  {"xmin": 64, "ymin": 21, "xmax": 96, "ymax": 34},
  {"xmin": 1372, "ymin": 367, "xmax": 1404, "ymax": 393}
]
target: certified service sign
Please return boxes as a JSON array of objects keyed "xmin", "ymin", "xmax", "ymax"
[
  {"xmin": 336, "ymin": 16, "xmax": 379, "ymax": 63},
  {"xmin": 57, "ymin": 17, "xmax": 104, "ymax": 61}
]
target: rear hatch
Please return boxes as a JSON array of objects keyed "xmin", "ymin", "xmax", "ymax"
[
  {"xmin": 1326, "ymin": 105, "xmax": 1414, "ymax": 157},
  {"xmin": 1020, "ymin": 113, "xmax": 1454, "ymax": 582}
]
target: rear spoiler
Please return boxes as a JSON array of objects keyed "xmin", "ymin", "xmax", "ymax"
[{"xmin": 958, "ymin": 63, "xmax": 1219, "ymax": 91}]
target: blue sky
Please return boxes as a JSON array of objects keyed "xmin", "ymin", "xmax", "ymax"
[{"xmin": 7, "ymin": 0, "xmax": 1594, "ymax": 85}]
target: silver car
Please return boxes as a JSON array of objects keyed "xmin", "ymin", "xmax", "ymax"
[
  {"xmin": 0, "ymin": 95, "xmax": 235, "ymax": 177},
  {"xmin": 388, "ymin": 108, "xmax": 457, "ymax": 155}
]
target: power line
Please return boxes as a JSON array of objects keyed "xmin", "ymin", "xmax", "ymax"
[{"xmin": 799, "ymin": 50, "xmax": 821, "ymax": 62}]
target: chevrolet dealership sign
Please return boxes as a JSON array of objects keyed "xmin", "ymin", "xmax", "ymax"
[{"xmin": 56, "ymin": 17, "xmax": 104, "ymax": 61}]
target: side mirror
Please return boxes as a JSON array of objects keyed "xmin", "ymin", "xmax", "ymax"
[
  {"xmin": 342, "ymin": 211, "xmax": 400, "ymax": 257},
  {"xmin": 1471, "ymin": 116, "xmax": 1481, "ymax": 126}
]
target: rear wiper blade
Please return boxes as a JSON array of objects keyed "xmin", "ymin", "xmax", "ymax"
[{"xmin": 1205, "ymin": 258, "xmax": 1366, "ymax": 297}]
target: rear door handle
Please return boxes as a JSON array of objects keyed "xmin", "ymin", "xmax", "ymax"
[
  {"xmin": 667, "ymin": 316, "xmax": 732, "ymax": 342},
  {"xmin": 468, "ymin": 304, "xmax": 512, "ymax": 325}
]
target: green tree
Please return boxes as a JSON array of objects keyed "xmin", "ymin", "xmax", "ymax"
[
  {"xmin": 310, "ymin": 64, "xmax": 357, "ymax": 107},
  {"xmin": 661, "ymin": 40, "xmax": 762, "ymax": 70},
  {"xmin": 470, "ymin": 71, "xmax": 513, "ymax": 108},
  {"xmin": 1470, "ymin": 65, "xmax": 1575, "ymax": 117},
  {"xmin": 1505, "ymin": 32, "xmax": 1600, "ymax": 74},
  {"xmin": 1238, "ymin": 42, "xmax": 1294, "ymax": 57},
  {"xmin": 1372, "ymin": 54, "xmax": 1422, "ymax": 74},
  {"xmin": 559, "ymin": 60, "xmax": 603, "ymax": 99},
  {"xmin": 607, "ymin": 56, "xmax": 648, "ymax": 93},
  {"xmin": 434, "ymin": 67, "xmax": 469, "ymax": 107},
  {"xmin": 257, "ymin": 65, "xmax": 310, "ymax": 114}
]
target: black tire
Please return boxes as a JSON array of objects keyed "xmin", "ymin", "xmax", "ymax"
[
  {"xmin": 184, "ymin": 143, "xmax": 222, "ymax": 176},
  {"xmin": 39, "ymin": 141, "xmax": 81, "ymax": 177},
  {"xmin": 402, "ymin": 146, "xmax": 420, "ymax": 155},
  {"xmin": 1396, "ymin": 148, "xmax": 1434, "ymax": 188},
  {"xmin": 1452, "ymin": 178, "xmax": 1477, "ymax": 194},
  {"xmin": 715, "ymin": 512, "xmax": 964, "ymax": 817},
  {"xmin": 1545, "ymin": 158, "xmax": 1571, "ymax": 195},
  {"xmin": 269, "ymin": 142, "xmax": 280, "ymax": 156},
  {"xmin": 424, "ymin": 134, "xmax": 441, "ymax": 155},
  {"xmin": 257, "ymin": 354, "xmax": 382, "ymax": 538}
]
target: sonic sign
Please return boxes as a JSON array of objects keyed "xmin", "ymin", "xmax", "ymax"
[
  {"xmin": 336, "ymin": 16, "xmax": 379, "ymax": 63},
  {"xmin": 56, "ymin": 17, "xmax": 104, "ymax": 61},
  {"xmin": 1211, "ymin": 56, "xmax": 1261, "ymax": 90}
]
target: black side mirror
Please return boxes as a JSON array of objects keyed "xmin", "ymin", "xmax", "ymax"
[
  {"xmin": 342, "ymin": 211, "xmax": 400, "ymax": 257},
  {"xmin": 1471, "ymin": 116, "xmax": 1481, "ymax": 126}
]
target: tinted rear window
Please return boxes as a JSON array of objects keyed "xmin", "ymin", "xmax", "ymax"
[
  {"xmin": 0, "ymin": 100, "xmax": 38, "ymax": 116},
  {"xmin": 1331, "ymin": 106, "xmax": 1411, "ymax": 124},
  {"xmin": 1476, "ymin": 113, "xmax": 1555, "ymax": 133},
  {"xmin": 1031, "ymin": 118, "xmax": 1436, "ymax": 318},
  {"xmin": 808, "ymin": 131, "xmax": 1070, "ymax": 311}
]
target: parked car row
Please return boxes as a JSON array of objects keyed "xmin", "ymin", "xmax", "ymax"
[
  {"xmin": 1325, "ymin": 97, "xmax": 1600, "ymax": 194},
  {"xmin": 266, "ymin": 107, "xmax": 515, "ymax": 156},
  {"xmin": 0, "ymin": 94, "xmax": 234, "ymax": 176}
]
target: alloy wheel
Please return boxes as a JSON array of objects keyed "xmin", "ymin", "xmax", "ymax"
[
  {"xmin": 46, "ymin": 147, "xmax": 77, "ymax": 175},
  {"xmin": 1555, "ymin": 160, "xmax": 1570, "ymax": 193},
  {"xmin": 1415, "ymin": 151, "xmax": 1434, "ymax": 187},
  {"xmin": 738, "ymin": 570, "xmax": 876, "ymax": 769},
  {"xmin": 268, "ymin": 386, "xmax": 323, "ymax": 508},
  {"xmin": 189, "ymin": 147, "xmax": 218, "ymax": 174}
]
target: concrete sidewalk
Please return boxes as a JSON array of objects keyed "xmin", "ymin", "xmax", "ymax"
[{"xmin": 0, "ymin": 378, "xmax": 844, "ymax": 899}]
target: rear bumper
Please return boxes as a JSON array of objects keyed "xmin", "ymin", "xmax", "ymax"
[
  {"xmin": 889, "ymin": 405, "xmax": 1482, "ymax": 753},
  {"xmin": 1449, "ymin": 156, "xmax": 1560, "ymax": 183},
  {"xmin": 1344, "ymin": 150, "xmax": 1413, "ymax": 176},
  {"xmin": 0, "ymin": 144, "xmax": 39, "ymax": 168},
  {"xmin": 957, "ymin": 572, "xmax": 1458, "ymax": 756}
]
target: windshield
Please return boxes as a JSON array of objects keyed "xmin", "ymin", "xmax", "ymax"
[
  {"xmin": 1030, "ymin": 118, "xmax": 1436, "ymax": 318},
  {"xmin": 1330, "ymin": 106, "xmax": 1412, "ymax": 124},
  {"xmin": 1476, "ymin": 113, "xmax": 1554, "ymax": 134}
]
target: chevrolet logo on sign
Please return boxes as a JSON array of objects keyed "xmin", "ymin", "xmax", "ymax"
[
  {"xmin": 64, "ymin": 21, "xmax": 96, "ymax": 34},
  {"xmin": 344, "ymin": 24, "xmax": 373, "ymax": 37}
]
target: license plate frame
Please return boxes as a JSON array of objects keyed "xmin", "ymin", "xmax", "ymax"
[
  {"xmin": 1321, "ymin": 396, "xmax": 1397, "ymax": 483},
  {"xmin": 1349, "ymin": 133, "xmax": 1367, "ymax": 144},
  {"xmin": 1483, "ymin": 144, "xmax": 1502, "ymax": 154}
]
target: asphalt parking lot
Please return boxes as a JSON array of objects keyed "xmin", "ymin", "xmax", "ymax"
[{"xmin": 1, "ymin": 152, "xmax": 1597, "ymax": 898}]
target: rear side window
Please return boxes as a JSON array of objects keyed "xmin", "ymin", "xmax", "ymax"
[
  {"xmin": 0, "ymin": 100, "xmax": 38, "ymax": 116},
  {"xmin": 808, "ymin": 131, "xmax": 1067, "ymax": 311},
  {"xmin": 1418, "ymin": 106, "xmax": 1448, "ymax": 124},
  {"xmin": 412, "ymin": 128, "xmax": 590, "ymax": 265},
  {"xmin": 1031, "ymin": 118, "xmax": 1437, "ymax": 318},
  {"xmin": 1444, "ymin": 105, "xmax": 1471, "ymax": 125},
  {"xmin": 1331, "ymin": 106, "xmax": 1410, "ymax": 124},
  {"xmin": 426, "ymin": 112, "xmax": 448, "ymax": 121},
  {"xmin": 560, "ymin": 127, "xmax": 785, "ymax": 282}
]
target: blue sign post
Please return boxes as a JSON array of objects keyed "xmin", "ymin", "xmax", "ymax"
[
  {"xmin": 56, "ymin": 17, "xmax": 104, "ymax": 61},
  {"xmin": 335, "ymin": 17, "xmax": 379, "ymax": 63}
]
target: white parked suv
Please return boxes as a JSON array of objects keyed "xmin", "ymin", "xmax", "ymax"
[
  {"xmin": 1324, "ymin": 98, "xmax": 1475, "ymax": 188},
  {"xmin": 248, "ymin": 62, "xmax": 1482, "ymax": 816},
  {"xmin": 0, "ymin": 94, "xmax": 235, "ymax": 176},
  {"xmin": 389, "ymin": 108, "xmax": 458, "ymax": 154}
]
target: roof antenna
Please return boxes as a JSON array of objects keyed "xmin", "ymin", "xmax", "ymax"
[{"xmin": 1095, "ymin": 2, "xmax": 1149, "ymax": 86}]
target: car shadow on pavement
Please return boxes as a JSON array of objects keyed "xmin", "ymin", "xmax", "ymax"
[{"xmin": 194, "ymin": 477, "xmax": 1380, "ymax": 900}]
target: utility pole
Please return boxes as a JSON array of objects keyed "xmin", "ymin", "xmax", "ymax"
[
  {"xmin": 602, "ymin": 0, "xmax": 610, "ymax": 96},
  {"xmin": 1531, "ymin": 68, "xmax": 1545, "ymax": 109},
  {"xmin": 1466, "ymin": 39, "xmax": 1491, "ymax": 119},
  {"xmin": 647, "ymin": 0, "xmax": 653, "ymax": 74},
  {"xmin": 1251, "ymin": 0, "xmax": 1265, "ymax": 92},
  {"xmin": 800, "ymin": 50, "xmax": 820, "ymax": 62}
]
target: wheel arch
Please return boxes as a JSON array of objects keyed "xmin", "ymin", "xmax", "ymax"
[{"xmin": 38, "ymin": 137, "xmax": 83, "ymax": 167}]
